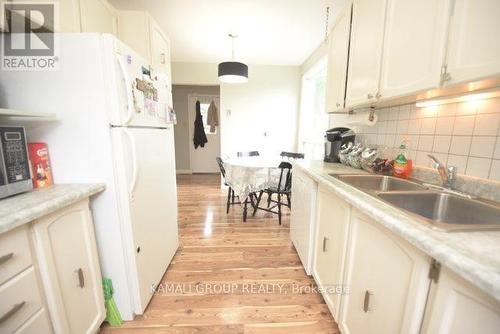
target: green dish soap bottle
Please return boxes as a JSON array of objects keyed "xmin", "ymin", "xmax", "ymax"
[{"xmin": 393, "ymin": 142, "xmax": 411, "ymax": 179}]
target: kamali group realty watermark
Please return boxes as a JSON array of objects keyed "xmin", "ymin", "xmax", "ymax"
[
  {"xmin": 1, "ymin": 1, "xmax": 59, "ymax": 71},
  {"xmin": 151, "ymin": 282, "xmax": 351, "ymax": 296}
]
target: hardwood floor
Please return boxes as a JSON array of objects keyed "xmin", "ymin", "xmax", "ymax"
[{"xmin": 101, "ymin": 174, "xmax": 339, "ymax": 333}]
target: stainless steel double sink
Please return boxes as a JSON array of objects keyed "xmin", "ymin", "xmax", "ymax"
[{"xmin": 330, "ymin": 174, "xmax": 500, "ymax": 232}]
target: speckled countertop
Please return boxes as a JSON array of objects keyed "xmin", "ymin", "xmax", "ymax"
[
  {"xmin": 293, "ymin": 160, "xmax": 500, "ymax": 303},
  {"xmin": 0, "ymin": 184, "xmax": 105, "ymax": 234}
]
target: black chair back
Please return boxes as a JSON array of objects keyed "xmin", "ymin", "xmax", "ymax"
[
  {"xmin": 237, "ymin": 151, "xmax": 260, "ymax": 157},
  {"xmin": 280, "ymin": 151, "xmax": 305, "ymax": 159},
  {"xmin": 215, "ymin": 157, "xmax": 226, "ymax": 178},
  {"xmin": 277, "ymin": 162, "xmax": 292, "ymax": 193}
]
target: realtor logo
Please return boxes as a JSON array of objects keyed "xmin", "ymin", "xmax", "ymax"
[{"xmin": 1, "ymin": 2, "xmax": 58, "ymax": 71}]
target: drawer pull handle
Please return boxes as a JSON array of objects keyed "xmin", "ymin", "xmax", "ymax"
[
  {"xmin": 76, "ymin": 268, "xmax": 85, "ymax": 288},
  {"xmin": 160, "ymin": 53, "xmax": 166, "ymax": 64},
  {"xmin": 322, "ymin": 237, "xmax": 329, "ymax": 252},
  {"xmin": 0, "ymin": 252, "xmax": 14, "ymax": 266},
  {"xmin": 363, "ymin": 290, "xmax": 372, "ymax": 312},
  {"xmin": 0, "ymin": 301, "xmax": 25, "ymax": 324}
]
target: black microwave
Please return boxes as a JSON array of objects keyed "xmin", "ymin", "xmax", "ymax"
[{"xmin": 0, "ymin": 126, "xmax": 33, "ymax": 199}]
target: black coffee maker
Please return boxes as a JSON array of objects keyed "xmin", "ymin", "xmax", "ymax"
[{"xmin": 324, "ymin": 127, "xmax": 356, "ymax": 162}]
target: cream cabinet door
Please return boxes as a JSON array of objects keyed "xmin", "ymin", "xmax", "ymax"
[
  {"xmin": 117, "ymin": 10, "xmax": 151, "ymax": 60},
  {"xmin": 338, "ymin": 210, "xmax": 430, "ymax": 334},
  {"xmin": 345, "ymin": 0, "xmax": 387, "ymax": 108},
  {"xmin": 79, "ymin": 0, "xmax": 117, "ymax": 34},
  {"xmin": 325, "ymin": 5, "xmax": 352, "ymax": 113},
  {"xmin": 445, "ymin": 0, "xmax": 500, "ymax": 85},
  {"xmin": 313, "ymin": 187, "xmax": 350, "ymax": 319},
  {"xmin": 379, "ymin": 0, "xmax": 450, "ymax": 99},
  {"xmin": 290, "ymin": 170, "xmax": 317, "ymax": 275},
  {"xmin": 31, "ymin": 199, "xmax": 105, "ymax": 334},
  {"xmin": 150, "ymin": 18, "xmax": 171, "ymax": 79},
  {"xmin": 421, "ymin": 266, "xmax": 500, "ymax": 334}
]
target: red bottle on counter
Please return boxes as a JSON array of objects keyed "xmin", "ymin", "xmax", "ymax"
[{"xmin": 28, "ymin": 143, "xmax": 53, "ymax": 188}]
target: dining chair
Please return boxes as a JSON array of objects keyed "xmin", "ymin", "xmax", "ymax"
[
  {"xmin": 237, "ymin": 151, "xmax": 260, "ymax": 157},
  {"xmin": 252, "ymin": 161, "xmax": 292, "ymax": 225},
  {"xmin": 216, "ymin": 157, "xmax": 240, "ymax": 213},
  {"xmin": 280, "ymin": 151, "xmax": 305, "ymax": 159}
]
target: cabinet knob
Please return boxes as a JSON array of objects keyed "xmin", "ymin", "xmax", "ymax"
[
  {"xmin": 363, "ymin": 290, "xmax": 373, "ymax": 312},
  {"xmin": 0, "ymin": 252, "xmax": 14, "ymax": 266},
  {"xmin": 0, "ymin": 301, "xmax": 25, "ymax": 324},
  {"xmin": 376, "ymin": 92, "xmax": 382, "ymax": 99},
  {"xmin": 322, "ymin": 237, "xmax": 329, "ymax": 252},
  {"xmin": 75, "ymin": 268, "xmax": 85, "ymax": 288},
  {"xmin": 367, "ymin": 93, "xmax": 374, "ymax": 99},
  {"xmin": 336, "ymin": 103, "xmax": 341, "ymax": 107}
]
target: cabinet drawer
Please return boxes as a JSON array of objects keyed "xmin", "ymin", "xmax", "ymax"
[
  {"xmin": 0, "ymin": 267, "xmax": 43, "ymax": 334},
  {"xmin": 0, "ymin": 226, "xmax": 33, "ymax": 285},
  {"xmin": 14, "ymin": 309, "xmax": 52, "ymax": 334}
]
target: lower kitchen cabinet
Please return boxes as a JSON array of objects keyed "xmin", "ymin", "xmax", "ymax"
[
  {"xmin": 313, "ymin": 186, "xmax": 350, "ymax": 319},
  {"xmin": 421, "ymin": 266, "xmax": 500, "ymax": 334},
  {"xmin": 31, "ymin": 199, "xmax": 105, "ymax": 334},
  {"xmin": 290, "ymin": 170, "xmax": 318, "ymax": 275},
  {"xmin": 338, "ymin": 209, "xmax": 431, "ymax": 334}
]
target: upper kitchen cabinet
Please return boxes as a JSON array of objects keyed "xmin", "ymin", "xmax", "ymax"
[
  {"xmin": 444, "ymin": 0, "xmax": 500, "ymax": 86},
  {"xmin": 338, "ymin": 210, "xmax": 431, "ymax": 334},
  {"xmin": 117, "ymin": 11, "xmax": 172, "ymax": 80},
  {"xmin": 379, "ymin": 0, "xmax": 450, "ymax": 99},
  {"xmin": 79, "ymin": 0, "xmax": 117, "ymax": 34},
  {"xmin": 324, "ymin": 5, "xmax": 352, "ymax": 113},
  {"xmin": 421, "ymin": 266, "xmax": 500, "ymax": 334},
  {"xmin": 345, "ymin": 0, "xmax": 387, "ymax": 108}
]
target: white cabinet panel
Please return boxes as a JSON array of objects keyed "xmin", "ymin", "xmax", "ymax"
[
  {"xmin": 79, "ymin": 0, "xmax": 117, "ymax": 34},
  {"xmin": 313, "ymin": 187, "xmax": 350, "ymax": 319},
  {"xmin": 32, "ymin": 199, "xmax": 105, "ymax": 334},
  {"xmin": 345, "ymin": 0, "xmax": 387, "ymax": 107},
  {"xmin": 150, "ymin": 18, "xmax": 172, "ymax": 79},
  {"xmin": 445, "ymin": 0, "xmax": 500, "ymax": 85},
  {"xmin": 325, "ymin": 5, "xmax": 352, "ymax": 113},
  {"xmin": 290, "ymin": 170, "xmax": 317, "ymax": 275},
  {"xmin": 422, "ymin": 266, "xmax": 500, "ymax": 334},
  {"xmin": 0, "ymin": 268, "xmax": 44, "ymax": 334},
  {"xmin": 14, "ymin": 309, "xmax": 52, "ymax": 334},
  {"xmin": 339, "ymin": 210, "xmax": 430, "ymax": 334},
  {"xmin": 379, "ymin": 0, "xmax": 449, "ymax": 99},
  {"xmin": 0, "ymin": 225, "xmax": 32, "ymax": 285}
]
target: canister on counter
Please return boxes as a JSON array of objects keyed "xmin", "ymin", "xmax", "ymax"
[{"xmin": 28, "ymin": 142, "xmax": 53, "ymax": 188}]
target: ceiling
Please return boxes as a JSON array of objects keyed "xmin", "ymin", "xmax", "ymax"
[{"xmin": 110, "ymin": 0, "xmax": 346, "ymax": 66}]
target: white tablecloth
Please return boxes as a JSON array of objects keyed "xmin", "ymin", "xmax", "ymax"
[{"xmin": 224, "ymin": 157, "xmax": 285, "ymax": 200}]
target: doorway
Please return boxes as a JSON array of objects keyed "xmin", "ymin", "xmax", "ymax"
[{"xmin": 172, "ymin": 85, "xmax": 221, "ymax": 174}]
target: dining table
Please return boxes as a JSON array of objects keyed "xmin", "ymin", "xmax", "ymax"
[{"xmin": 223, "ymin": 156, "xmax": 287, "ymax": 201}]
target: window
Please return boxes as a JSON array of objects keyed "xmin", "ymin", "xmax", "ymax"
[
  {"xmin": 298, "ymin": 58, "xmax": 329, "ymax": 159},
  {"xmin": 199, "ymin": 103, "xmax": 216, "ymax": 134}
]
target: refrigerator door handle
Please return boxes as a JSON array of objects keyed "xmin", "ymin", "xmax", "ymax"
[
  {"xmin": 116, "ymin": 53, "xmax": 134, "ymax": 125},
  {"xmin": 123, "ymin": 128, "xmax": 139, "ymax": 200}
]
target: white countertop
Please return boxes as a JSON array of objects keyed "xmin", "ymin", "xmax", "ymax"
[
  {"xmin": 0, "ymin": 184, "xmax": 105, "ymax": 234},
  {"xmin": 293, "ymin": 160, "xmax": 500, "ymax": 303}
]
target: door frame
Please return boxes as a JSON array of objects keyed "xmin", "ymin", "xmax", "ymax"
[{"xmin": 187, "ymin": 93, "xmax": 221, "ymax": 173}]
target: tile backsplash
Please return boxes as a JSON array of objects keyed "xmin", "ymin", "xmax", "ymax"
[{"xmin": 354, "ymin": 97, "xmax": 500, "ymax": 181}]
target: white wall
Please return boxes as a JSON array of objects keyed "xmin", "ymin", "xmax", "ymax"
[
  {"xmin": 172, "ymin": 62, "xmax": 219, "ymax": 85},
  {"xmin": 220, "ymin": 65, "xmax": 301, "ymax": 157}
]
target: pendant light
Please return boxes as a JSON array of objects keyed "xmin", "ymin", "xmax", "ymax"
[{"xmin": 218, "ymin": 33, "xmax": 248, "ymax": 84}]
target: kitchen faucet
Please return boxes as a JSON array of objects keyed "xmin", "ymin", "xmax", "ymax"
[{"xmin": 428, "ymin": 154, "xmax": 457, "ymax": 188}]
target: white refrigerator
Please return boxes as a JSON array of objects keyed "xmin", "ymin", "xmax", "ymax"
[{"xmin": 0, "ymin": 34, "xmax": 179, "ymax": 320}]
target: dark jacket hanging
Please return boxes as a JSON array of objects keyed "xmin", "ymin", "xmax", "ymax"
[{"xmin": 193, "ymin": 100, "xmax": 208, "ymax": 149}]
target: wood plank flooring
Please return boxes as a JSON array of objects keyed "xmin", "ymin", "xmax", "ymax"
[{"xmin": 101, "ymin": 174, "xmax": 339, "ymax": 333}]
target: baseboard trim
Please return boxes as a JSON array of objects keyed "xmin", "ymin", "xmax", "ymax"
[{"xmin": 176, "ymin": 169, "xmax": 192, "ymax": 174}]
